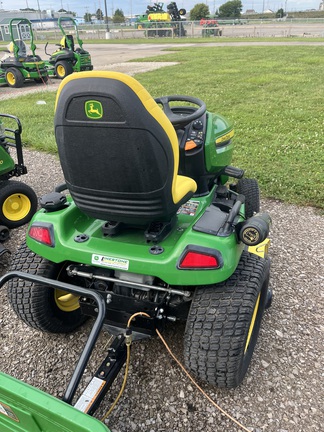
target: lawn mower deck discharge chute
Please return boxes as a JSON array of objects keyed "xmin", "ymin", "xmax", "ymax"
[
  {"xmin": 1, "ymin": 71, "xmax": 272, "ymax": 430},
  {"xmin": 44, "ymin": 17, "xmax": 93, "ymax": 79},
  {"xmin": 0, "ymin": 18, "xmax": 48, "ymax": 88}
]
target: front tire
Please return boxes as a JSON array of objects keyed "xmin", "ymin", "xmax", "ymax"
[
  {"xmin": 237, "ymin": 178, "xmax": 260, "ymax": 218},
  {"xmin": 8, "ymin": 242, "xmax": 86, "ymax": 333},
  {"xmin": 0, "ymin": 181, "xmax": 38, "ymax": 229},
  {"xmin": 184, "ymin": 250, "xmax": 270, "ymax": 388}
]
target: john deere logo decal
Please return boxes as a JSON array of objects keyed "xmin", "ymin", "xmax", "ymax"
[{"xmin": 85, "ymin": 100, "xmax": 103, "ymax": 119}]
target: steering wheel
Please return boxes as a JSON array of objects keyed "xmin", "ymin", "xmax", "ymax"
[{"xmin": 154, "ymin": 95, "xmax": 206, "ymax": 128}]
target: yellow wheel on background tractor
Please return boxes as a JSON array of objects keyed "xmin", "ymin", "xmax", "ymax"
[
  {"xmin": 3, "ymin": 193, "xmax": 31, "ymax": 222},
  {"xmin": 0, "ymin": 180, "xmax": 37, "ymax": 228},
  {"xmin": 5, "ymin": 68, "xmax": 24, "ymax": 88},
  {"xmin": 55, "ymin": 60, "xmax": 74, "ymax": 79}
]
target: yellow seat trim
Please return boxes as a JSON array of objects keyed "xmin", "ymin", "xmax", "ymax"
[{"xmin": 55, "ymin": 71, "xmax": 197, "ymax": 204}]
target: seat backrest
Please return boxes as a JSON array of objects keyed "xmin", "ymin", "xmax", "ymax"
[
  {"xmin": 61, "ymin": 34, "xmax": 75, "ymax": 51},
  {"xmin": 54, "ymin": 71, "xmax": 196, "ymax": 225},
  {"xmin": 14, "ymin": 40, "xmax": 27, "ymax": 59}
]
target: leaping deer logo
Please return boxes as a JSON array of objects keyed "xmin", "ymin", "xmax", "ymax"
[{"xmin": 85, "ymin": 100, "xmax": 103, "ymax": 119}]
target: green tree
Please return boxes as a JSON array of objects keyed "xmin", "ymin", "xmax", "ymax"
[
  {"xmin": 96, "ymin": 8, "xmax": 104, "ymax": 21},
  {"xmin": 190, "ymin": 3, "xmax": 210, "ymax": 20},
  {"xmin": 276, "ymin": 8, "xmax": 285, "ymax": 18},
  {"xmin": 84, "ymin": 12, "xmax": 92, "ymax": 22},
  {"xmin": 113, "ymin": 8, "xmax": 125, "ymax": 23},
  {"xmin": 218, "ymin": 0, "xmax": 242, "ymax": 18}
]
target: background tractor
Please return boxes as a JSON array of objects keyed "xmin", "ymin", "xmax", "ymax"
[
  {"xmin": 0, "ymin": 18, "xmax": 48, "ymax": 88},
  {"xmin": 44, "ymin": 17, "xmax": 93, "ymax": 79},
  {"xmin": 0, "ymin": 114, "xmax": 37, "ymax": 256},
  {"xmin": 200, "ymin": 17, "xmax": 223, "ymax": 36},
  {"xmin": 136, "ymin": 2, "xmax": 187, "ymax": 37}
]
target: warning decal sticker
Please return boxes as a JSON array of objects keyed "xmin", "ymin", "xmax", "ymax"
[
  {"xmin": 92, "ymin": 254, "xmax": 129, "ymax": 270},
  {"xmin": 74, "ymin": 377, "xmax": 106, "ymax": 413},
  {"xmin": 177, "ymin": 200, "xmax": 200, "ymax": 216},
  {"xmin": 0, "ymin": 401, "xmax": 19, "ymax": 422}
]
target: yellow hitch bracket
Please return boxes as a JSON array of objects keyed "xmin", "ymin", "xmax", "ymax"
[{"xmin": 248, "ymin": 238, "xmax": 270, "ymax": 259}]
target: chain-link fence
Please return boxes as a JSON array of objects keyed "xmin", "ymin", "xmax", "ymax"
[{"xmin": 31, "ymin": 19, "xmax": 324, "ymax": 41}]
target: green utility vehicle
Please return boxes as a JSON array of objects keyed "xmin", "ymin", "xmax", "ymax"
[
  {"xmin": 0, "ymin": 71, "xmax": 272, "ymax": 431},
  {"xmin": 136, "ymin": 2, "xmax": 187, "ymax": 37},
  {"xmin": 44, "ymin": 17, "xmax": 93, "ymax": 79},
  {"xmin": 0, "ymin": 18, "xmax": 48, "ymax": 88}
]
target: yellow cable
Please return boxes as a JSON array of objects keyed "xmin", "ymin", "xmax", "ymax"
[
  {"xmin": 100, "ymin": 343, "xmax": 131, "ymax": 423},
  {"xmin": 127, "ymin": 311, "xmax": 151, "ymax": 327},
  {"xmin": 101, "ymin": 311, "xmax": 251, "ymax": 432},
  {"xmin": 100, "ymin": 312, "xmax": 150, "ymax": 423}
]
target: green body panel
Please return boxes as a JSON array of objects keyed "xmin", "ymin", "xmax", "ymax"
[
  {"xmin": 204, "ymin": 111, "xmax": 234, "ymax": 173},
  {"xmin": 0, "ymin": 146, "xmax": 15, "ymax": 175},
  {"xmin": 19, "ymin": 63, "xmax": 47, "ymax": 78},
  {"xmin": 27, "ymin": 189, "xmax": 244, "ymax": 286},
  {"xmin": 44, "ymin": 52, "xmax": 92, "ymax": 76},
  {"xmin": 0, "ymin": 372, "xmax": 110, "ymax": 432}
]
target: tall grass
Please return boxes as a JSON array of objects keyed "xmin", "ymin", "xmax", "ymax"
[{"xmin": 0, "ymin": 45, "xmax": 323, "ymax": 209}]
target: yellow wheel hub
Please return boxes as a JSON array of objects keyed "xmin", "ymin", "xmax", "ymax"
[
  {"xmin": 55, "ymin": 289, "xmax": 80, "ymax": 312},
  {"xmin": 57, "ymin": 65, "xmax": 66, "ymax": 78},
  {"xmin": 3, "ymin": 193, "xmax": 31, "ymax": 221},
  {"xmin": 7, "ymin": 72, "xmax": 16, "ymax": 86},
  {"xmin": 244, "ymin": 293, "xmax": 260, "ymax": 354}
]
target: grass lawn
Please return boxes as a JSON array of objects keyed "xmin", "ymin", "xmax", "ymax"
[{"xmin": 0, "ymin": 44, "xmax": 323, "ymax": 209}]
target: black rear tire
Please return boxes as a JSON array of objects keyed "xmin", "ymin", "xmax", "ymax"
[
  {"xmin": 184, "ymin": 250, "xmax": 270, "ymax": 388},
  {"xmin": 237, "ymin": 178, "xmax": 260, "ymax": 218},
  {"xmin": 8, "ymin": 242, "xmax": 86, "ymax": 333},
  {"xmin": 0, "ymin": 180, "xmax": 38, "ymax": 229}
]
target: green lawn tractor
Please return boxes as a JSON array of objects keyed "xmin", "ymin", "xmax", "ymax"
[
  {"xmin": 0, "ymin": 18, "xmax": 48, "ymax": 88},
  {"xmin": 0, "ymin": 71, "xmax": 272, "ymax": 431},
  {"xmin": 44, "ymin": 17, "xmax": 93, "ymax": 80},
  {"xmin": 0, "ymin": 114, "xmax": 37, "ymax": 250}
]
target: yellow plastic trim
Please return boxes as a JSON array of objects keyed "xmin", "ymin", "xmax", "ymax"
[
  {"xmin": 244, "ymin": 293, "xmax": 260, "ymax": 354},
  {"xmin": 215, "ymin": 129, "xmax": 234, "ymax": 145},
  {"xmin": 248, "ymin": 238, "xmax": 270, "ymax": 259},
  {"xmin": 55, "ymin": 71, "xmax": 197, "ymax": 204}
]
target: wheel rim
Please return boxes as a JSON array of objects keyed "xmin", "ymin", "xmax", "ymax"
[
  {"xmin": 7, "ymin": 72, "xmax": 16, "ymax": 86},
  {"xmin": 2, "ymin": 193, "xmax": 31, "ymax": 221},
  {"xmin": 54, "ymin": 289, "xmax": 80, "ymax": 312},
  {"xmin": 244, "ymin": 293, "xmax": 261, "ymax": 354},
  {"xmin": 56, "ymin": 65, "xmax": 66, "ymax": 78}
]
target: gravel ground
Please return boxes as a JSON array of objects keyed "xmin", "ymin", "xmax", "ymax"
[
  {"xmin": 0, "ymin": 46, "xmax": 323, "ymax": 431},
  {"xmin": 0, "ymin": 150, "xmax": 323, "ymax": 432}
]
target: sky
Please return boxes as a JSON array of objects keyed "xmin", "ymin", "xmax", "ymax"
[{"xmin": 0, "ymin": 0, "xmax": 322, "ymax": 18}]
